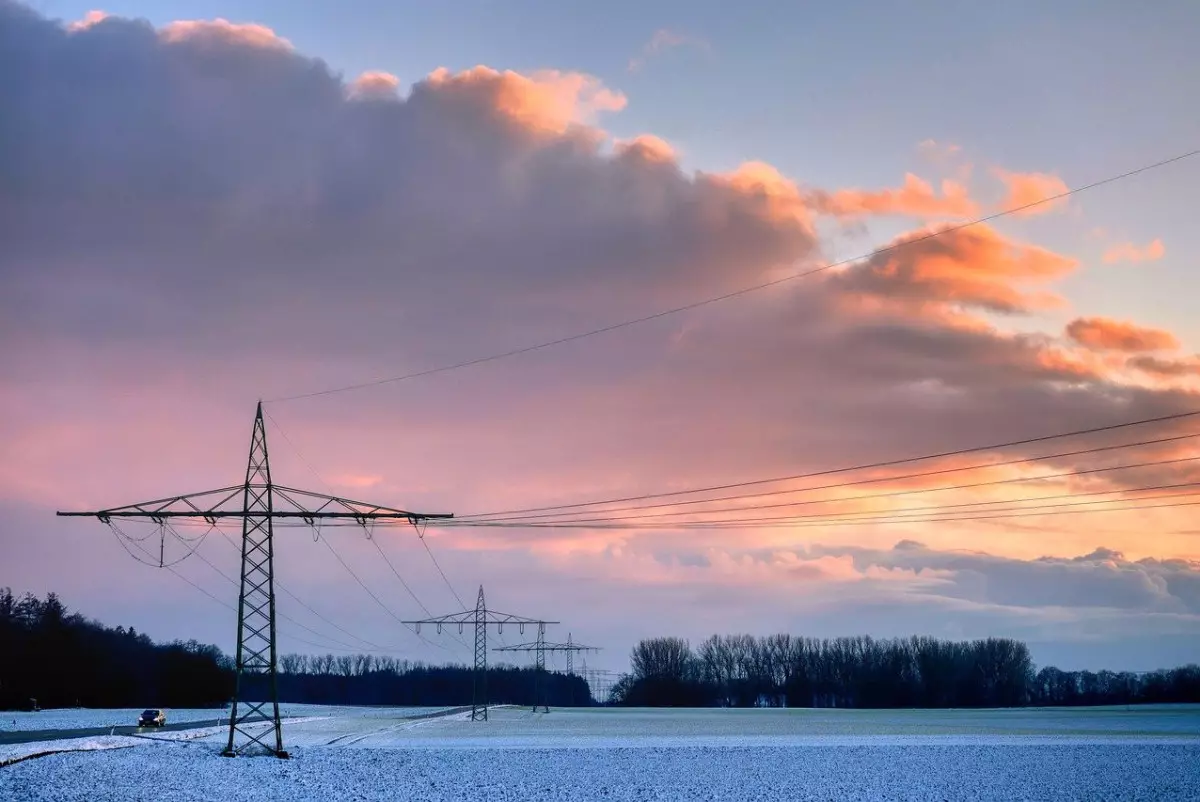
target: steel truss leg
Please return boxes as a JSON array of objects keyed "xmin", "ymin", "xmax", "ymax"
[
  {"xmin": 471, "ymin": 585, "xmax": 488, "ymax": 722},
  {"xmin": 223, "ymin": 403, "xmax": 288, "ymax": 758}
]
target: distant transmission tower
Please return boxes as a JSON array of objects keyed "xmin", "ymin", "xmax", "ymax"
[
  {"xmin": 580, "ymin": 661, "xmax": 619, "ymax": 704},
  {"xmin": 57, "ymin": 402, "xmax": 453, "ymax": 758},
  {"xmin": 494, "ymin": 631, "xmax": 599, "ymax": 712},
  {"xmin": 404, "ymin": 586, "xmax": 555, "ymax": 721}
]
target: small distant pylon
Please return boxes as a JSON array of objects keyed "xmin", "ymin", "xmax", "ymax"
[
  {"xmin": 494, "ymin": 631, "xmax": 599, "ymax": 712},
  {"xmin": 405, "ymin": 586, "xmax": 555, "ymax": 722}
]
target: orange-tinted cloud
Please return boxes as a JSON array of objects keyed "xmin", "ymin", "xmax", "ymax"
[
  {"xmin": 328, "ymin": 473, "xmax": 384, "ymax": 489},
  {"xmin": 348, "ymin": 71, "xmax": 401, "ymax": 100},
  {"xmin": 993, "ymin": 169, "xmax": 1070, "ymax": 216},
  {"xmin": 838, "ymin": 223, "xmax": 1077, "ymax": 315},
  {"xmin": 67, "ymin": 10, "xmax": 108, "ymax": 32},
  {"xmin": 699, "ymin": 161, "xmax": 813, "ymax": 229},
  {"xmin": 808, "ymin": 173, "xmax": 977, "ymax": 220},
  {"xmin": 1066, "ymin": 317, "xmax": 1180, "ymax": 352},
  {"xmin": 423, "ymin": 66, "xmax": 626, "ymax": 134},
  {"xmin": 159, "ymin": 18, "xmax": 292, "ymax": 50},
  {"xmin": 1104, "ymin": 239, "xmax": 1166, "ymax": 264},
  {"xmin": 1128, "ymin": 354, "xmax": 1200, "ymax": 377},
  {"xmin": 614, "ymin": 134, "xmax": 677, "ymax": 164}
]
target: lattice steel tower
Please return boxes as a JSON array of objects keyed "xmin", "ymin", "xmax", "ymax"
[
  {"xmin": 58, "ymin": 403, "xmax": 453, "ymax": 757},
  {"xmin": 405, "ymin": 586, "xmax": 555, "ymax": 721},
  {"xmin": 494, "ymin": 631, "xmax": 599, "ymax": 712}
]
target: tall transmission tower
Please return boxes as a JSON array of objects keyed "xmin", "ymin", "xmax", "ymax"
[
  {"xmin": 404, "ymin": 586, "xmax": 555, "ymax": 721},
  {"xmin": 57, "ymin": 402, "xmax": 453, "ymax": 758},
  {"xmin": 494, "ymin": 631, "xmax": 599, "ymax": 712}
]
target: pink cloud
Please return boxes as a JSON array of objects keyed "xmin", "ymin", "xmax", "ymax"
[
  {"xmin": 835, "ymin": 223, "xmax": 1077, "ymax": 316},
  {"xmin": 614, "ymin": 134, "xmax": 677, "ymax": 164},
  {"xmin": 1128, "ymin": 355, "xmax": 1200, "ymax": 378},
  {"xmin": 348, "ymin": 71, "xmax": 402, "ymax": 100},
  {"xmin": 808, "ymin": 173, "xmax": 977, "ymax": 220},
  {"xmin": 1103, "ymin": 239, "xmax": 1166, "ymax": 264},
  {"xmin": 67, "ymin": 10, "xmax": 108, "ymax": 32},
  {"xmin": 917, "ymin": 139, "xmax": 962, "ymax": 162},
  {"xmin": 993, "ymin": 168, "xmax": 1070, "ymax": 214},
  {"xmin": 706, "ymin": 161, "xmax": 814, "ymax": 228},
  {"xmin": 1066, "ymin": 317, "xmax": 1179, "ymax": 352},
  {"xmin": 628, "ymin": 29, "xmax": 710, "ymax": 72},
  {"xmin": 424, "ymin": 66, "xmax": 626, "ymax": 134},
  {"xmin": 992, "ymin": 169, "xmax": 1070, "ymax": 216},
  {"xmin": 328, "ymin": 474, "xmax": 384, "ymax": 490},
  {"xmin": 159, "ymin": 18, "xmax": 292, "ymax": 50}
]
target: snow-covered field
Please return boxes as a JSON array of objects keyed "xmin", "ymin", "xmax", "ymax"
[
  {"xmin": 1, "ymin": 707, "xmax": 225, "ymax": 732},
  {"xmin": 0, "ymin": 703, "xmax": 445, "ymax": 733},
  {"xmin": 3, "ymin": 705, "xmax": 1199, "ymax": 800}
]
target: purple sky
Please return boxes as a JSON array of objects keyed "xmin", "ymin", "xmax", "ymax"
[{"xmin": 3, "ymin": 1, "xmax": 1200, "ymax": 674}]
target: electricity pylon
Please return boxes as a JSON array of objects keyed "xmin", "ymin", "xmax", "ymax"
[
  {"xmin": 57, "ymin": 402, "xmax": 453, "ymax": 757},
  {"xmin": 404, "ymin": 586, "xmax": 555, "ymax": 721},
  {"xmin": 579, "ymin": 663, "xmax": 619, "ymax": 704},
  {"xmin": 494, "ymin": 631, "xmax": 599, "ymax": 712}
]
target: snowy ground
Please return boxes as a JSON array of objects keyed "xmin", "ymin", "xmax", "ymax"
[
  {"xmin": 3, "ymin": 705, "xmax": 1199, "ymax": 800},
  {"xmin": 0, "ymin": 703, "xmax": 445, "ymax": 733},
  {"xmin": 1, "ymin": 707, "xmax": 226, "ymax": 732}
]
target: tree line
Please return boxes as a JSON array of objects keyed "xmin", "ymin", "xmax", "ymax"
[
  {"xmin": 612, "ymin": 635, "xmax": 1200, "ymax": 708},
  {"xmin": 0, "ymin": 588, "xmax": 231, "ymax": 710},
  {"xmin": 0, "ymin": 589, "xmax": 589, "ymax": 710},
  {"xmin": 5, "ymin": 590, "xmax": 1198, "ymax": 711},
  {"xmin": 275, "ymin": 653, "xmax": 591, "ymax": 708}
]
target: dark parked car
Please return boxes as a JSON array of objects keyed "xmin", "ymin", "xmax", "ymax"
[{"xmin": 138, "ymin": 709, "xmax": 166, "ymax": 727}]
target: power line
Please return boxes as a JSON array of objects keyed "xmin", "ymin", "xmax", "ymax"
[
  {"xmin": 166, "ymin": 524, "xmax": 401, "ymax": 653},
  {"xmin": 637, "ymin": 487, "xmax": 1200, "ymax": 527},
  {"xmin": 268, "ymin": 147, "xmax": 1200, "ymax": 403},
  {"xmin": 454, "ymin": 476, "xmax": 1200, "ymax": 528},
  {"xmin": 202, "ymin": 524, "xmax": 402, "ymax": 653},
  {"xmin": 114, "ymin": 521, "xmax": 367, "ymax": 654},
  {"xmin": 459, "ymin": 453, "xmax": 1200, "ymax": 526},
  {"xmin": 263, "ymin": 408, "xmax": 463, "ymax": 651},
  {"xmin": 316, "ymin": 533, "xmax": 452, "ymax": 653},
  {"xmin": 368, "ymin": 534, "xmax": 432, "ymax": 616},
  {"xmin": 366, "ymin": 531, "xmax": 472, "ymax": 650},
  {"xmin": 419, "ymin": 531, "xmax": 467, "ymax": 609},
  {"xmin": 458, "ymin": 413, "xmax": 1200, "ymax": 520},
  {"xmin": 684, "ymin": 480, "xmax": 1200, "ymax": 523},
  {"xmin": 432, "ymin": 497, "xmax": 1200, "ymax": 530},
  {"xmin": 719, "ymin": 495, "xmax": 1200, "ymax": 529}
]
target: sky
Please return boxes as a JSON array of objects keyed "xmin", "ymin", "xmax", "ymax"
[{"xmin": 2, "ymin": 0, "xmax": 1200, "ymax": 676}]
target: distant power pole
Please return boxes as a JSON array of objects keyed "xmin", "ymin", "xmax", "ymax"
[
  {"xmin": 494, "ymin": 631, "xmax": 599, "ymax": 712},
  {"xmin": 57, "ymin": 402, "xmax": 453, "ymax": 757},
  {"xmin": 404, "ymin": 586, "xmax": 556, "ymax": 721}
]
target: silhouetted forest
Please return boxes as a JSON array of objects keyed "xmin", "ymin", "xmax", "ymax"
[
  {"xmin": 275, "ymin": 654, "xmax": 592, "ymax": 708},
  {"xmin": 612, "ymin": 635, "xmax": 1200, "ymax": 708},
  {"xmin": 0, "ymin": 588, "xmax": 231, "ymax": 710},
  {"xmin": 5, "ymin": 591, "xmax": 1199, "ymax": 712},
  {"xmin": 0, "ymin": 590, "xmax": 589, "ymax": 710}
]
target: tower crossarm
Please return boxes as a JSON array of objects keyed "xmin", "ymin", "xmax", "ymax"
[
  {"xmin": 58, "ymin": 485, "xmax": 452, "ymax": 524},
  {"xmin": 402, "ymin": 611, "xmax": 557, "ymax": 634},
  {"xmin": 493, "ymin": 641, "xmax": 598, "ymax": 653}
]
